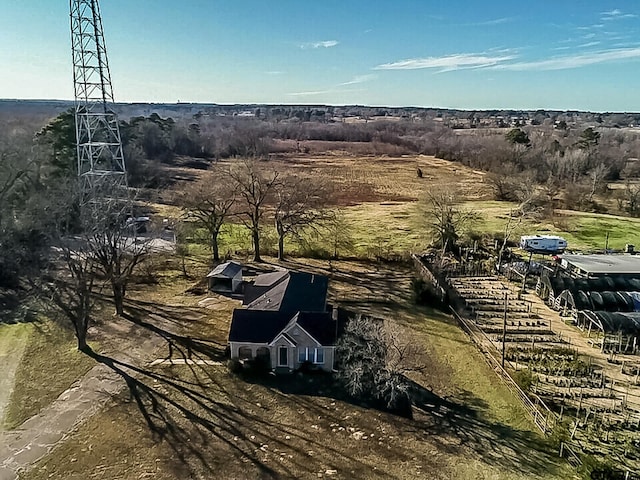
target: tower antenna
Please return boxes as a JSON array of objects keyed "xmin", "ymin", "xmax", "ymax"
[{"xmin": 70, "ymin": 0, "xmax": 126, "ymax": 196}]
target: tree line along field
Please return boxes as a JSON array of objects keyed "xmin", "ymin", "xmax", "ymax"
[{"xmin": 2, "ymin": 106, "xmax": 640, "ymax": 479}]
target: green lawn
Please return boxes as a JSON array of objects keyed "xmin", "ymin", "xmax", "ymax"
[
  {"xmin": 467, "ymin": 200, "xmax": 640, "ymax": 251},
  {"xmin": 3, "ymin": 319, "xmax": 96, "ymax": 430},
  {"xmin": 0, "ymin": 323, "xmax": 32, "ymax": 428}
]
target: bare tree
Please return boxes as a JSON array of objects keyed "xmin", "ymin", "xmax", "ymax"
[
  {"xmin": 325, "ymin": 210, "xmax": 354, "ymax": 260},
  {"xmin": 228, "ymin": 160, "xmax": 279, "ymax": 262},
  {"xmin": 274, "ymin": 175, "xmax": 331, "ymax": 260},
  {"xmin": 336, "ymin": 314, "xmax": 423, "ymax": 417},
  {"xmin": 81, "ymin": 186, "xmax": 149, "ymax": 316},
  {"xmin": 44, "ymin": 242, "xmax": 101, "ymax": 351},
  {"xmin": 587, "ymin": 163, "xmax": 609, "ymax": 203},
  {"xmin": 174, "ymin": 220, "xmax": 191, "ymax": 278},
  {"xmin": 39, "ymin": 182, "xmax": 101, "ymax": 351},
  {"xmin": 485, "ymin": 170, "xmax": 518, "ymax": 201},
  {"xmin": 0, "ymin": 131, "xmax": 48, "ymax": 289},
  {"xmin": 424, "ymin": 188, "xmax": 477, "ymax": 252},
  {"xmin": 616, "ymin": 180, "xmax": 640, "ymax": 217},
  {"xmin": 179, "ymin": 170, "xmax": 236, "ymax": 262},
  {"xmin": 496, "ymin": 207, "xmax": 537, "ymax": 272}
]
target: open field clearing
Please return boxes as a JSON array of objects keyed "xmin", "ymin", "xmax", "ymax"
[
  {"xmin": 6, "ymin": 151, "xmax": 635, "ymax": 479},
  {"xmin": 466, "ymin": 201, "xmax": 640, "ymax": 251},
  {"xmin": 269, "ymin": 154, "xmax": 489, "ymax": 204},
  {"xmin": 15, "ymin": 258, "xmax": 572, "ymax": 480},
  {"xmin": 160, "ymin": 155, "xmax": 640, "ymax": 261}
]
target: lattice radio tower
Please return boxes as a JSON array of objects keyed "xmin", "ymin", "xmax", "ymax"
[{"xmin": 70, "ymin": 0, "xmax": 126, "ymax": 195}]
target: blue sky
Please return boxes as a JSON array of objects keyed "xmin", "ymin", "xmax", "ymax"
[{"xmin": 1, "ymin": 1, "xmax": 639, "ymax": 111}]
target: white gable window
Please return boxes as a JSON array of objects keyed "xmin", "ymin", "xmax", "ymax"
[{"xmin": 298, "ymin": 347, "xmax": 324, "ymax": 364}]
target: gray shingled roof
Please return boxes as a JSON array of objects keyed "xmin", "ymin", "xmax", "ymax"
[
  {"xmin": 245, "ymin": 271, "xmax": 328, "ymax": 313},
  {"xmin": 207, "ymin": 261, "xmax": 243, "ymax": 278}
]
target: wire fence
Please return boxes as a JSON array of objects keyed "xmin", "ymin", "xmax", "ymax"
[{"xmin": 449, "ymin": 307, "xmax": 559, "ymax": 435}]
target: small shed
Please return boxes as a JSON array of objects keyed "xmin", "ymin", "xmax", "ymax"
[{"xmin": 207, "ymin": 261, "xmax": 243, "ymax": 293}]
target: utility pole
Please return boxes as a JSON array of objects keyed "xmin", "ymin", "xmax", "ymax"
[
  {"xmin": 502, "ymin": 292, "xmax": 508, "ymax": 368},
  {"xmin": 521, "ymin": 251, "xmax": 533, "ymax": 293},
  {"xmin": 70, "ymin": 0, "xmax": 126, "ymax": 199}
]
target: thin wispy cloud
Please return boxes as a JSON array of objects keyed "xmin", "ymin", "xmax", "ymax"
[
  {"xmin": 300, "ymin": 40, "xmax": 339, "ymax": 49},
  {"xmin": 374, "ymin": 53, "xmax": 515, "ymax": 72},
  {"xmin": 265, "ymin": 71, "xmax": 284, "ymax": 75},
  {"xmin": 601, "ymin": 9, "xmax": 637, "ymax": 21},
  {"xmin": 613, "ymin": 41, "xmax": 640, "ymax": 48},
  {"xmin": 339, "ymin": 74, "xmax": 376, "ymax": 86},
  {"xmin": 287, "ymin": 89, "xmax": 332, "ymax": 96},
  {"xmin": 578, "ymin": 41, "xmax": 601, "ymax": 48},
  {"xmin": 469, "ymin": 17, "xmax": 514, "ymax": 26},
  {"xmin": 287, "ymin": 88, "xmax": 364, "ymax": 97},
  {"xmin": 493, "ymin": 47, "xmax": 640, "ymax": 71},
  {"xmin": 288, "ymin": 73, "xmax": 374, "ymax": 97}
]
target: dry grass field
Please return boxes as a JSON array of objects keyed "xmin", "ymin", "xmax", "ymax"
[{"xmin": 164, "ymin": 153, "xmax": 640, "ymax": 260}]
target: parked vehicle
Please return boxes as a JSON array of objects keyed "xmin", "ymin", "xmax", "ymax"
[{"xmin": 519, "ymin": 235, "xmax": 567, "ymax": 254}]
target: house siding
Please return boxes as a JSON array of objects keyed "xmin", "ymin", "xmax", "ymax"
[
  {"xmin": 283, "ymin": 325, "xmax": 329, "ymax": 372},
  {"xmin": 229, "ymin": 341, "xmax": 269, "ymax": 359},
  {"xmin": 230, "ymin": 341, "xmax": 335, "ymax": 372}
]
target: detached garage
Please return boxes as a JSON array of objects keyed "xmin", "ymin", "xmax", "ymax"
[{"xmin": 207, "ymin": 261, "xmax": 243, "ymax": 294}]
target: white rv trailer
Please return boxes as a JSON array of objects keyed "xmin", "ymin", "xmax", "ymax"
[{"xmin": 519, "ymin": 235, "xmax": 567, "ymax": 254}]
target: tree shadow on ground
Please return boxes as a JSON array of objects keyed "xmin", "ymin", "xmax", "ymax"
[
  {"xmin": 84, "ymin": 347, "xmax": 383, "ymax": 479},
  {"xmin": 119, "ymin": 298, "xmax": 229, "ymax": 357},
  {"xmin": 410, "ymin": 380, "xmax": 566, "ymax": 477},
  {"xmin": 82, "ymin": 273, "xmax": 566, "ymax": 478},
  {"xmin": 240, "ymin": 371, "xmax": 564, "ymax": 478}
]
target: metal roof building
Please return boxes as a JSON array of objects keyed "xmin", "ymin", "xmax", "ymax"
[{"xmin": 560, "ymin": 254, "xmax": 640, "ymax": 277}]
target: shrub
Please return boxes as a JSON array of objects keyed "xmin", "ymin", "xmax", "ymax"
[
  {"xmin": 227, "ymin": 358, "xmax": 243, "ymax": 374},
  {"xmin": 578, "ymin": 455, "xmax": 626, "ymax": 480},
  {"xmin": 411, "ymin": 277, "xmax": 443, "ymax": 307},
  {"xmin": 512, "ymin": 369, "xmax": 535, "ymax": 392},
  {"xmin": 246, "ymin": 355, "xmax": 271, "ymax": 375}
]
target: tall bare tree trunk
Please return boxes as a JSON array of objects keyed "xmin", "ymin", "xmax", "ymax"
[
  {"xmin": 113, "ymin": 283, "xmax": 125, "ymax": 316},
  {"xmin": 278, "ymin": 234, "xmax": 285, "ymax": 260},
  {"xmin": 76, "ymin": 324, "xmax": 88, "ymax": 351},
  {"xmin": 253, "ymin": 229, "xmax": 261, "ymax": 262},
  {"xmin": 212, "ymin": 233, "xmax": 220, "ymax": 262}
]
